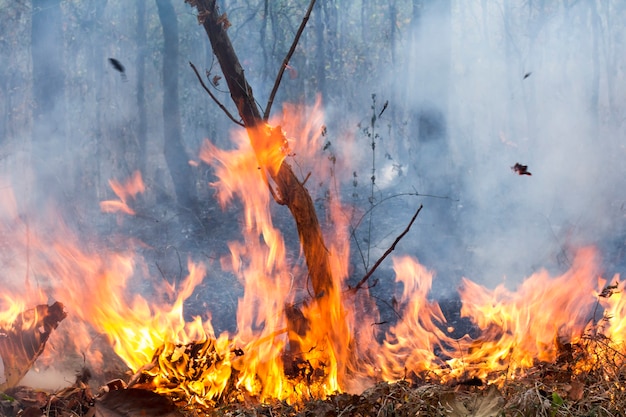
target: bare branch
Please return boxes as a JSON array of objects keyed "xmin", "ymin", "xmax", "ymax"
[
  {"xmin": 263, "ymin": 0, "xmax": 317, "ymax": 121},
  {"xmin": 189, "ymin": 61, "xmax": 244, "ymax": 127},
  {"xmin": 353, "ymin": 204, "xmax": 423, "ymax": 291}
]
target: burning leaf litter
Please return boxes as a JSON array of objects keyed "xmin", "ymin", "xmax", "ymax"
[
  {"xmin": 1, "ymin": 102, "xmax": 626, "ymax": 416},
  {"xmin": 0, "ymin": 302, "xmax": 67, "ymax": 391}
]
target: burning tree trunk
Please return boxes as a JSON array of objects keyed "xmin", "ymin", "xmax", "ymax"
[
  {"xmin": 190, "ymin": 0, "xmax": 333, "ymax": 307},
  {"xmin": 187, "ymin": 0, "xmax": 348, "ymax": 381}
]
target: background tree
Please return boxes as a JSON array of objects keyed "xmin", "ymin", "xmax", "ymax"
[
  {"xmin": 156, "ymin": 0, "xmax": 198, "ymax": 213},
  {"xmin": 136, "ymin": 0, "xmax": 148, "ymax": 174},
  {"xmin": 0, "ymin": 0, "xmax": 623, "ymax": 324},
  {"xmin": 31, "ymin": 0, "xmax": 67, "ymax": 198}
]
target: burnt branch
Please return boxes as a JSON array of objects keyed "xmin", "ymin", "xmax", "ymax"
[
  {"xmin": 263, "ymin": 0, "xmax": 317, "ymax": 121},
  {"xmin": 353, "ymin": 204, "xmax": 423, "ymax": 291},
  {"xmin": 189, "ymin": 61, "xmax": 244, "ymax": 127}
]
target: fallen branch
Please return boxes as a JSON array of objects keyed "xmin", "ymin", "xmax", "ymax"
[{"xmin": 353, "ymin": 204, "xmax": 423, "ymax": 291}]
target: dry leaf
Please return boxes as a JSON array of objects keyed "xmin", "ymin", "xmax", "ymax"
[
  {"xmin": 441, "ymin": 388, "xmax": 503, "ymax": 417},
  {"xmin": 0, "ymin": 302, "xmax": 67, "ymax": 390},
  {"xmin": 567, "ymin": 381, "xmax": 585, "ymax": 401},
  {"xmin": 94, "ymin": 388, "xmax": 183, "ymax": 417},
  {"xmin": 511, "ymin": 162, "xmax": 532, "ymax": 176}
]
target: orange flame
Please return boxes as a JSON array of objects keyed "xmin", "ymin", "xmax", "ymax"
[
  {"xmin": 0, "ymin": 101, "xmax": 625, "ymax": 407},
  {"xmin": 100, "ymin": 171, "xmax": 145, "ymax": 215},
  {"xmin": 454, "ymin": 247, "xmax": 607, "ymax": 383}
]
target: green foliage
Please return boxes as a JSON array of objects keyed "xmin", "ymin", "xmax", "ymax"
[{"xmin": 550, "ymin": 391, "xmax": 564, "ymax": 417}]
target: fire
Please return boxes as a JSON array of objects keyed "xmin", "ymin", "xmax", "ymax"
[
  {"xmin": 196, "ymin": 97, "xmax": 353, "ymax": 402},
  {"xmin": 100, "ymin": 170, "xmax": 145, "ymax": 215},
  {"xmin": 368, "ymin": 256, "xmax": 453, "ymax": 382},
  {"xmin": 0, "ymin": 101, "xmax": 625, "ymax": 409},
  {"xmin": 454, "ymin": 247, "xmax": 606, "ymax": 383}
]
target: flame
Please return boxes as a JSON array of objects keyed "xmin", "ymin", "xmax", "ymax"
[
  {"xmin": 196, "ymin": 97, "xmax": 354, "ymax": 402},
  {"xmin": 100, "ymin": 171, "xmax": 145, "ymax": 215},
  {"xmin": 454, "ymin": 248, "xmax": 603, "ymax": 382},
  {"xmin": 369, "ymin": 256, "xmax": 453, "ymax": 382},
  {"xmin": 0, "ymin": 101, "xmax": 625, "ymax": 408}
]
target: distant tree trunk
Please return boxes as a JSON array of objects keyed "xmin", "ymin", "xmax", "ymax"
[
  {"xmin": 361, "ymin": 0, "xmax": 370, "ymax": 42},
  {"xmin": 156, "ymin": 0, "xmax": 198, "ymax": 211},
  {"xmin": 407, "ymin": 0, "xmax": 455, "ymax": 252},
  {"xmin": 409, "ymin": 0, "xmax": 451, "ymax": 164},
  {"xmin": 0, "ymin": 56, "xmax": 6, "ymax": 144},
  {"xmin": 313, "ymin": 0, "xmax": 326, "ymax": 100},
  {"xmin": 87, "ymin": 1, "xmax": 106, "ymax": 201},
  {"xmin": 31, "ymin": 0, "xmax": 67, "ymax": 195},
  {"xmin": 503, "ymin": 0, "xmax": 515, "ymax": 137},
  {"xmin": 480, "ymin": 0, "xmax": 489, "ymax": 47},
  {"xmin": 388, "ymin": 0, "xmax": 397, "ymax": 65},
  {"xmin": 387, "ymin": 0, "xmax": 398, "ymax": 153},
  {"xmin": 597, "ymin": 1, "xmax": 617, "ymax": 128},
  {"xmin": 260, "ymin": 0, "xmax": 271, "ymax": 80},
  {"xmin": 136, "ymin": 0, "xmax": 148, "ymax": 174},
  {"xmin": 322, "ymin": 0, "xmax": 338, "ymax": 93},
  {"xmin": 589, "ymin": 0, "xmax": 600, "ymax": 135}
]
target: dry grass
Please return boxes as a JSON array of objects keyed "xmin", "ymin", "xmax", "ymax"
[
  {"xmin": 176, "ymin": 338, "xmax": 626, "ymax": 417},
  {"xmin": 2, "ymin": 336, "xmax": 626, "ymax": 416}
]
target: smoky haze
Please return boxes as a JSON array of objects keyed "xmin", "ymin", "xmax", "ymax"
[
  {"xmin": 0, "ymin": 0, "xmax": 624, "ymax": 326},
  {"xmin": 370, "ymin": 1, "xmax": 626, "ymax": 293}
]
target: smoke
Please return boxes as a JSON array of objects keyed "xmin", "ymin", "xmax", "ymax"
[
  {"xmin": 0, "ymin": 0, "xmax": 624, "ymax": 332},
  {"xmin": 369, "ymin": 1, "xmax": 626, "ymax": 291}
]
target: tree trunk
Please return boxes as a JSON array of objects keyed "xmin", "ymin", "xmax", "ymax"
[
  {"xmin": 156, "ymin": 0, "xmax": 198, "ymax": 211},
  {"xmin": 188, "ymin": 1, "xmax": 348, "ymax": 379},
  {"xmin": 31, "ymin": 0, "xmax": 66, "ymax": 195},
  {"xmin": 314, "ymin": 0, "xmax": 326, "ymax": 100},
  {"xmin": 192, "ymin": 0, "xmax": 334, "ymax": 301},
  {"xmin": 136, "ymin": 0, "xmax": 148, "ymax": 174},
  {"xmin": 195, "ymin": 0, "xmax": 333, "ymax": 299}
]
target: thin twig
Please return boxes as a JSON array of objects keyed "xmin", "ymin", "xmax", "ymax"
[
  {"xmin": 351, "ymin": 189, "xmax": 453, "ymax": 236},
  {"xmin": 353, "ymin": 204, "xmax": 423, "ymax": 291},
  {"xmin": 263, "ymin": 0, "xmax": 317, "ymax": 121},
  {"xmin": 127, "ymin": 361, "xmax": 157, "ymax": 388},
  {"xmin": 189, "ymin": 61, "xmax": 244, "ymax": 127}
]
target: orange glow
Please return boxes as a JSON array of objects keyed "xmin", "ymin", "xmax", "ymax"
[
  {"xmin": 1, "ymin": 101, "xmax": 625, "ymax": 407},
  {"xmin": 100, "ymin": 171, "xmax": 145, "ymax": 215},
  {"xmin": 453, "ymin": 247, "xmax": 606, "ymax": 383},
  {"xmin": 368, "ymin": 256, "xmax": 453, "ymax": 382},
  {"xmin": 196, "ymin": 99, "xmax": 355, "ymax": 402}
]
